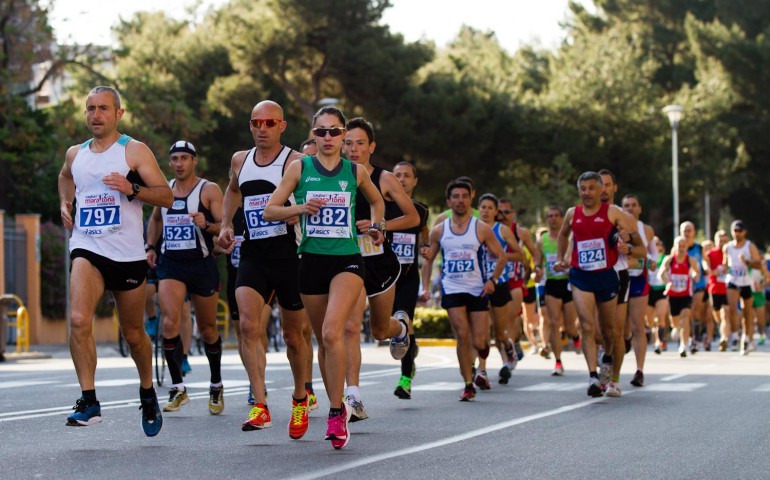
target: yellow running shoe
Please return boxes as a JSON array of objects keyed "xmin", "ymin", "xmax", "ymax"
[
  {"xmin": 208, "ymin": 385, "xmax": 224, "ymax": 415},
  {"xmin": 307, "ymin": 390, "xmax": 318, "ymax": 411},
  {"xmin": 163, "ymin": 387, "xmax": 189, "ymax": 412}
]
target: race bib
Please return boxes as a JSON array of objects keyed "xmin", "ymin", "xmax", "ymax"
[
  {"xmin": 244, "ymin": 194, "xmax": 287, "ymax": 240},
  {"xmin": 576, "ymin": 238, "xmax": 607, "ymax": 271},
  {"xmin": 444, "ymin": 250, "xmax": 476, "ymax": 278},
  {"xmin": 164, "ymin": 214, "xmax": 196, "ymax": 251},
  {"xmin": 730, "ymin": 266, "xmax": 747, "ymax": 278},
  {"xmin": 546, "ymin": 253, "xmax": 559, "ymax": 277},
  {"xmin": 358, "ymin": 234, "xmax": 383, "ymax": 257},
  {"xmin": 231, "ymin": 235, "xmax": 244, "ymax": 268},
  {"xmin": 670, "ymin": 273, "xmax": 689, "ymax": 293},
  {"xmin": 305, "ymin": 191, "xmax": 351, "ymax": 238},
  {"xmin": 392, "ymin": 232, "xmax": 416, "ymax": 264},
  {"xmin": 77, "ymin": 192, "xmax": 121, "ymax": 237}
]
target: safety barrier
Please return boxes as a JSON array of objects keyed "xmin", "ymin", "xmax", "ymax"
[
  {"xmin": 216, "ymin": 299, "xmax": 230, "ymax": 341},
  {"xmin": 2, "ymin": 294, "xmax": 29, "ymax": 353}
]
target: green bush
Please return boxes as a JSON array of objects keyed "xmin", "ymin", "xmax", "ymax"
[{"xmin": 413, "ymin": 306, "xmax": 453, "ymax": 338}]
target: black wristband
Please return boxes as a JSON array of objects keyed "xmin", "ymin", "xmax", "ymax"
[{"xmin": 144, "ymin": 243, "xmax": 155, "ymax": 252}]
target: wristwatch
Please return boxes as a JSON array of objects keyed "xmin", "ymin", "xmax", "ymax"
[
  {"xmin": 144, "ymin": 243, "xmax": 155, "ymax": 252},
  {"xmin": 127, "ymin": 183, "xmax": 141, "ymax": 201}
]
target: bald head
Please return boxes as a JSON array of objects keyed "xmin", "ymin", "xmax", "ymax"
[{"xmin": 252, "ymin": 100, "xmax": 284, "ymax": 119}]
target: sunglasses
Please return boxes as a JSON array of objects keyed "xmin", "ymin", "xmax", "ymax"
[
  {"xmin": 312, "ymin": 127, "xmax": 345, "ymax": 138},
  {"xmin": 499, "ymin": 210, "xmax": 513, "ymax": 215},
  {"xmin": 250, "ymin": 118, "xmax": 281, "ymax": 128}
]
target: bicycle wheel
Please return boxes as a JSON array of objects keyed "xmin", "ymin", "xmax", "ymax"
[
  {"xmin": 117, "ymin": 330, "xmax": 129, "ymax": 358},
  {"xmin": 154, "ymin": 333, "xmax": 166, "ymax": 387}
]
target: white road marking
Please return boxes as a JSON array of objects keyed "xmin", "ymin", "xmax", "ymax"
[
  {"xmin": 412, "ymin": 382, "xmax": 464, "ymax": 392},
  {"xmin": 750, "ymin": 384, "xmax": 770, "ymax": 392},
  {"xmin": 184, "ymin": 380, "xmax": 255, "ymax": 389},
  {"xmin": 517, "ymin": 382, "xmax": 586, "ymax": 392},
  {"xmin": 0, "ymin": 380, "xmax": 59, "ymax": 389},
  {"xmin": 292, "ymin": 393, "xmax": 634, "ymax": 480},
  {"xmin": 660, "ymin": 373, "xmax": 688, "ymax": 382},
  {"xmin": 645, "ymin": 383, "xmax": 706, "ymax": 392}
]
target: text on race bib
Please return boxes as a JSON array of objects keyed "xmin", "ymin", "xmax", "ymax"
[
  {"xmin": 357, "ymin": 234, "xmax": 383, "ymax": 257},
  {"xmin": 244, "ymin": 194, "xmax": 287, "ymax": 240},
  {"xmin": 78, "ymin": 192, "xmax": 121, "ymax": 237},
  {"xmin": 576, "ymin": 238, "xmax": 607, "ymax": 271},
  {"xmin": 305, "ymin": 191, "xmax": 351, "ymax": 238},
  {"xmin": 443, "ymin": 250, "xmax": 477, "ymax": 278},
  {"xmin": 164, "ymin": 214, "xmax": 196, "ymax": 250},
  {"xmin": 231, "ymin": 235, "xmax": 244, "ymax": 268},
  {"xmin": 392, "ymin": 232, "xmax": 416, "ymax": 264},
  {"xmin": 670, "ymin": 273, "xmax": 689, "ymax": 293}
]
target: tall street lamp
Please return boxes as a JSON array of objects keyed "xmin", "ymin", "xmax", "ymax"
[{"xmin": 663, "ymin": 105, "xmax": 684, "ymax": 240}]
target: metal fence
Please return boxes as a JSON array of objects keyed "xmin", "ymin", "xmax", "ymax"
[{"xmin": 4, "ymin": 222, "xmax": 27, "ymax": 346}]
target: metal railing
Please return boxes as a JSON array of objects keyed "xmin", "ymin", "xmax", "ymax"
[{"xmin": 2, "ymin": 294, "xmax": 29, "ymax": 353}]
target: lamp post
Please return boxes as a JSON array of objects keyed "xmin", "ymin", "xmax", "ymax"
[{"xmin": 663, "ymin": 105, "xmax": 684, "ymax": 240}]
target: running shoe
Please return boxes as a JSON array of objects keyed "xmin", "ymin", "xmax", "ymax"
[
  {"xmin": 288, "ymin": 396, "xmax": 309, "ymax": 440},
  {"xmin": 181, "ymin": 357, "xmax": 192, "ymax": 376},
  {"xmin": 474, "ymin": 370, "xmax": 491, "ymax": 390},
  {"xmin": 325, "ymin": 404, "xmax": 350, "ymax": 450},
  {"xmin": 144, "ymin": 316, "xmax": 158, "ymax": 338},
  {"xmin": 529, "ymin": 345, "xmax": 539, "ymax": 355},
  {"xmin": 242, "ymin": 403, "xmax": 272, "ymax": 431},
  {"xmin": 459, "ymin": 384, "xmax": 476, "ymax": 402},
  {"xmin": 704, "ymin": 341, "xmax": 712, "ymax": 352},
  {"xmin": 661, "ymin": 340, "xmax": 668, "ymax": 352},
  {"xmin": 654, "ymin": 344, "xmax": 662, "ymax": 355},
  {"xmin": 389, "ymin": 311, "xmax": 411, "ymax": 360},
  {"xmin": 394, "ymin": 375, "xmax": 412, "ymax": 399},
  {"xmin": 587, "ymin": 377, "xmax": 603, "ymax": 397},
  {"xmin": 139, "ymin": 392, "xmax": 163, "ymax": 437},
  {"xmin": 163, "ymin": 387, "xmax": 189, "ymax": 412},
  {"xmin": 498, "ymin": 365, "xmax": 512, "ymax": 384},
  {"xmin": 552, "ymin": 361, "xmax": 564, "ymax": 376},
  {"xmin": 514, "ymin": 341, "xmax": 524, "ymax": 361},
  {"xmin": 759, "ymin": 335, "xmax": 766, "ymax": 346},
  {"xmin": 599, "ymin": 359, "xmax": 612, "ymax": 390},
  {"xmin": 345, "ymin": 395, "xmax": 369, "ymax": 422},
  {"xmin": 731, "ymin": 338, "xmax": 739, "ymax": 351},
  {"xmin": 540, "ymin": 346, "xmax": 551, "ymax": 359},
  {"xmin": 247, "ymin": 386, "xmax": 255, "ymax": 405},
  {"xmin": 690, "ymin": 341, "xmax": 698, "ymax": 355},
  {"xmin": 679, "ymin": 344, "xmax": 687, "ymax": 358},
  {"xmin": 307, "ymin": 390, "xmax": 318, "ymax": 411},
  {"xmin": 208, "ymin": 385, "xmax": 224, "ymax": 415},
  {"xmin": 606, "ymin": 381, "xmax": 622, "ymax": 397},
  {"xmin": 66, "ymin": 398, "xmax": 102, "ymax": 426},
  {"xmin": 573, "ymin": 337, "xmax": 581, "ymax": 351},
  {"xmin": 719, "ymin": 338, "xmax": 728, "ymax": 352},
  {"xmin": 630, "ymin": 370, "xmax": 644, "ymax": 387}
]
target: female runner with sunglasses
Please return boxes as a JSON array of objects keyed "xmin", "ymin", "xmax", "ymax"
[{"xmin": 264, "ymin": 106, "xmax": 384, "ymax": 450}]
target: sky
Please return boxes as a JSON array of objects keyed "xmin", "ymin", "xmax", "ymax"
[{"xmin": 49, "ymin": 0, "xmax": 584, "ymax": 52}]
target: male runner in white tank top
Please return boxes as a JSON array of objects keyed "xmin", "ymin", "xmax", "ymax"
[
  {"xmin": 58, "ymin": 86, "xmax": 172, "ymax": 436},
  {"xmin": 723, "ymin": 220, "xmax": 763, "ymax": 354}
]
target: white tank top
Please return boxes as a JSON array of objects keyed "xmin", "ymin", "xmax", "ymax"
[
  {"xmin": 160, "ymin": 179, "xmax": 210, "ymax": 258},
  {"xmin": 628, "ymin": 220, "xmax": 648, "ymax": 277},
  {"xmin": 69, "ymin": 135, "xmax": 145, "ymax": 261},
  {"xmin": 440, "ymin": 217, "xmax": 485, "ymax": 296},
  {"xmin": 725, "ymin": 240, "xmax": 752, "ymax": 287}
]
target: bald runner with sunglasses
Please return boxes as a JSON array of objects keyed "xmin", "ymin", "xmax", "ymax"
[{"xmin": 219, "ymin": 100, "xmax": 311, "ymax": 438}]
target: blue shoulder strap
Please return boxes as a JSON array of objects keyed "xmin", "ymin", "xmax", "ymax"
[{"xmin": 117, "ymin": 134, "xmax": 132, "ymax": 146}]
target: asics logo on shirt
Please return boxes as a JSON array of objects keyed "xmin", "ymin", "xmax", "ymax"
[{"xmin": 305, "ymin": 177, "xmax": 321, "ymax": 182}]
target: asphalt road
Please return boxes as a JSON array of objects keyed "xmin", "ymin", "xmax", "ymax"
[{"xmin": 1, "ymin": 341, "xmax": 769, "ymax": 480}]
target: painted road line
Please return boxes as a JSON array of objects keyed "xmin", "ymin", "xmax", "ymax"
[
  {"xmin": 644, "ymin": 383, "xmax": 706, "ymax": 392},
  {"xmin": 517, "ymin": 382, "xmax": 586, "ymax": 392},
  {"xmin": 660, "ymin": 373, "xmax": 688, "ymax": 382},
  {"xmin": 0, "ymin": 380, "xmax": 60, "ymax": 389},
  {"xmin": 292, "ymin": 393, "xmax": 635, "ymax": 480}
]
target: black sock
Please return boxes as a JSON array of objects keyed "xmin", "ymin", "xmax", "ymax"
[
  {"xmin": 572, "ymin": 335, "xmax": 580, "ymax": 342},
  {"xmin": 590, "ymin": 371, "xmax": 599, "ymax": 379},
  {"xmin": 164, "ymin": 335, "xmax": 184, "ymax": 385},
  {"xmin": 400, "ymin": 335, "xmax": 417, "ymax": 377},
  {"xmin": 82, "ymin": 389, "xmax": 97, "ymax": 404},
  {"xmin": 139, "ymin": 386, "xmax": 155, "ymax": 399},
  {"xmin": 293, "ymin": 395, "xmax": 308, "ymax": 403},
  {"xmin": 602, "ymin": 354, "xmax": 613, "ymax": 364},
  {"xmin": 204, "ymin": 336, "xmax": 223, "ymax": 384},
  {"xmin": 556, "ymin": 358, "xmax": 561, "ymax": 363},
  {"xmin": 305, "ymin": 382, "xmax": 314, "ymax": 393},
  {"xmin": 329, "ymin": 407, "xmax": 343, "ymax": 418}
]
